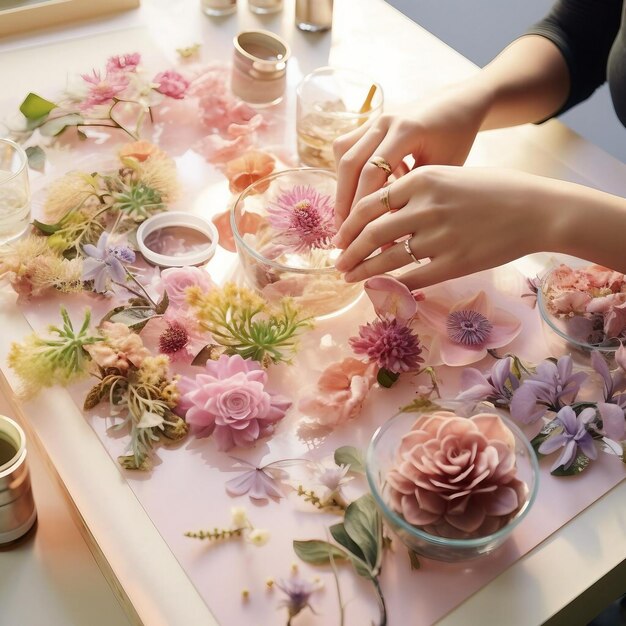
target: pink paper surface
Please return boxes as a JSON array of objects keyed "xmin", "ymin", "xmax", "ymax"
[{"xmin": 17, "ymin": 269, "xmax": 626, "ymax": 626}]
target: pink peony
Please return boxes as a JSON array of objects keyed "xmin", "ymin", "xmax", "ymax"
[
  {"xmin": 416, "ymin": 290, "xmax": 521, "ymax": 367},
  {"xmin": 154, "ymin": 70, "xmax": 190, "ymax": 99},
  {"xmin": 387, "ymin": 410, "xmax": 528, "ymax": 539},
  {"xmin": 141, "ymin": 310, "xmax": 206, "ymax": 363},
  {"xmin": 80, "ymin": 70, "xmax": 129, "ymax": 109},
  {"xmin": 159, "ymin": 266, "xmax": 214, "ymax": 309},
  {"xmin": 299, "ymin": 358, "xmax": 377, "ymax": 428},
  {"xmin": 586, "ymin": 292, "xmax": 626, "ymax": 338},
  {"xmin": 85, "ymin": 322, "xmax": 151, "ymax": 371},
  {"xmin": 106, "ymin": 53, "xmax": 141, "ymax": 73},
  {"xmin": 177, "ymin": 354, "xmax": 291, "ymax": 450}
]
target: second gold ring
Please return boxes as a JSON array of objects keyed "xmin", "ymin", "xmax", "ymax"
[{"xmin": 380, "ymin": 186, "xmax": 391, "ymax": 212}]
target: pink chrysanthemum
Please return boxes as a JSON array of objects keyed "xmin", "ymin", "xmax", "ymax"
[
  {"xmin": 266, "ymin": 185, "xmax": 335, "ymax": 253},
  {"xmin": 153, "ymin": 70, "xmax": 190, "ymax": 99},
  {"xmin": 106, "ymin": 53, "xmax": 141, "ymax": 73},
  {"xmin": 350, "ymin": 318, "xmax": 424, "ymax": 373},
  {"xmin": 80, "ymin": 70, "xmax": 129, "ymax": 109},
  {"xmin": 159, "ymin": 321, "xmax": 189, "ymax": 355}
]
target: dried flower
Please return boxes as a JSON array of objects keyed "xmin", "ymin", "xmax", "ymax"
[
  {"xmin": 106, "ymin": 53, "xmax": 141, "ymax": 73},
  {"xmin": 387, "ymin": 410, "xmax": 528, "ymax": 538},
  {"xmin": 213, "ymin": 207, "xmax": 264, "ymax": 253},
  {"xmin": 225, "ymin": 150, "xmax": 275, "ymax": 194},
  {"xmin": 80, "ymin": 70, "xmax": 129, "ymax": 109},
  {"xmin": 153, "ymin": 70, "xmax": 189, "ymax": 99},
  {"xmin": 231, "ymin": 506, "xmax": 248, "ymax": 527},
  {"xmin": 43, "ymin": 171, "xmax": 100, "ymax": 223},
  {"xmin": 267, "ymin": 185, "xmax": 335, "ymax": 253},
  {"xmin": 350, "ymin": 318, "xmax": 423, "ymax": 373},
  {"xmin": 275, "ymin": 576, "xmax": 321, "ymax": 622},
  {"xmin": 85, "ymin": 322, "xmax": 150, "ymax": 372},
  {"xmin": 299, "ymin": 358, "xmax": 377, "ymax": 428},
  {"xmin": 82, "ymin": 232, "xmax": 135, "ymax": 293},
  {"xmin": 225, "ymin": 459, "xmax": 292, "ymax": 502},
  {"xmin": 177, "ymin": 354, "xmax": 291, "ymax": 451},
  {"xmin": 247, "ymin": 528, "xmax": 270, "ymax": 546},
  {"xmin": 312, "ymin": 462, "xmax": 352, "ymax": 505}
]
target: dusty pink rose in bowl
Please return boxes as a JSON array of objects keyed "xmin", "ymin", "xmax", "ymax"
[
  {"xmin": 159, "ymin": 266, "xmax": 214, "ymax": 309},
  {"xmin": 366, "ymin": 401, "xmax": 539, "ymax": 562}
]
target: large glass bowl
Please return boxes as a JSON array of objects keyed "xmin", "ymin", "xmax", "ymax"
[
  {"xmin": 231, "ymin": 168, "xmax": 362, "ymax": 318},
  {"xmin": 537, "ymin": 266, "xmax": 623, "ymax": 361},
  {"xmin": 366, "ymin": 400, "xmax": 539, "ymax": 562}
]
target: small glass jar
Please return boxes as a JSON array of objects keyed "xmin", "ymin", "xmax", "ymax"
[
  {"xmin": 248, "ymin": 0, "xmax": 282, "ymax": 15},
  {"xmin": 295, "ymin": 0, "xmax": 333, "ymax": 32},
  {"xmin": 0, "ymin": 139, "xmax": 30, "ymax": 246},
  {"xmin": 231, "ymin": 30, "xmax": 291, "ymax": 106},
  {"xmin": 201, "ymin": 0, "xmax": 237, "ymax": 17}
]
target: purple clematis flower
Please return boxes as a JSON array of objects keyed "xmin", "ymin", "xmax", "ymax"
[
  {"xmin": 457, "ymin": 356, "xmax": 520, "ymax": 407},
  {"xmin": 82, "ymin": 232, "xmax": 136, "ymax": 293},
  {"xmin": 538, "ymin": 406, "xmax": 598, "ymax": 471},
  {"xmin": 590, "ymin": 351, "xmax": 626, "ymax": 441},
  {"xmin": 509, "ymin": 355, "xmax": 588, "ymax": 424}
]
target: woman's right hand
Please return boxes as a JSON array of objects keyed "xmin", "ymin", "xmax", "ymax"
[{"xmin": 333, "ymin": 81, "xmax": 491, "ymax": 229}]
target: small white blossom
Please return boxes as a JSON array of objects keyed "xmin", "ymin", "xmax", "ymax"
[
  {"xmin": 247, "ymin": 528, "xmax": 270, "ymax": 547},
  {"xmin": 230, "ymin": 506, "xmax": 248, "ymax": 528},
  {"xmin": 313, "ymin": 462, "xmax": 353, "ymax": 503}
]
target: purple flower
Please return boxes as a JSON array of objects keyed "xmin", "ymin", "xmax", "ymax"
[
  {"xmin": 267, "ymin": 185, "xmax": 335, "ymax": 253},
  {"xmin": 509, "ymin": 355, "xmax": 587, "ymax": 424},
  {"xmin": 457, "ymin": 356, "xmax": 520, "ymax": 407},
  {"xmin": 275, "ymin": 576, "xmax": 320, "ymax": 621},
  {"xmin": 446, "ymin": 309, "xmax": 493, "ymax": 346},
  {"xmin": 349, "ymin": 318, "xmax": 423, "ymax": 374},
  {"xmin": 590, "ymin": 351, "xmax": 626, "ymax": 440},
  {"xmin": 538, "ymin": 406, "xmax": 598, "ymax": 471},
  {"xmin": 225, "ymin": 459, "xmax": 292, "ymax": 502},
  {"xmin": 82, "ymin": 232, "xmax": 136, "ymax": 293}
]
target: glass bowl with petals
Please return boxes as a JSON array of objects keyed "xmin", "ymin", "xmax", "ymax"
[
  {"xmin": 231, "ymin": 168, "xmax": 362, "ymax": 318},
  {"xmin": 537, "ymin": 265, "xmax": 624, "ymax": 362},
  {"xmin": 366, "ymin": 399, "xmax": 539, "ymax": 562}
]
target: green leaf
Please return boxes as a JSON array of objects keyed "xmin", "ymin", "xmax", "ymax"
[
  {"xmin": 330, "ymin": 523, "xmax": 372, "ymax": 578},
  {"xmin": 25, "ymin": 145, "xmax": 46, "ymax": 173},
  {"xmin": 293, "ymin": 540, "xmax": 349, "ymax": 566},
  {"xmin": 105, "ymin": 307, "xmax": 156, "ymax": 331},
  {"xmin": 344, "ymin": 494, "xmax": 382, "ymax": 575},
  {"xmin": 551, "ymin": 453, "xmax": 591, "ymax": 476},
  {"xmin": 530, "ymin": 419, "xmax": 561, "ymax": 455},
  {"xmin": 377, "ymin": 367, "xmax": 400, "ymax": 388},
  {"xmin": 32, "ymin": 218, "xmax": 62, "ymax": 235},
  {"xmin": 408, "ymin": 549, "xmax": 421, "ymax": 570},
  {"xmin": 334, "ymin": 446, "xmax": 365, "ymax": 474},
  {"xmin": 19, "ymin": 92, "xmax": 57, "ymax": 119},
  {"xmin": 155, "ymin": 290, "xmax": 169, "ymax": 315},
  {"xmin": 39, "ymin": 113, "xmax": 84, "ymax": 137},
  {"xmin": 622, "ymin": 442, "xmax": 626, "ymax": 464}
]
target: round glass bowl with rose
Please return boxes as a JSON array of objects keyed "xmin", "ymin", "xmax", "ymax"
[
  {"xmin": 231, "ymin": 168, "xmax": 361, "ymax": 318},
  {"xmin": 367, "ymin": 400, "xmax": 539, "ymax": 562}
]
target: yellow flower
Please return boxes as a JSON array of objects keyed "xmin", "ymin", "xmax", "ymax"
[
  {"xmin": 43, "ymin": 172, "xmax": 99, "ymax": 223},
  {"xmin": 160, "ymin": 379, "xmax": 180, "ymax": 407},
  {"xmin": 138, "ymin": 354, "xmax": 170, "ymax": 385}
]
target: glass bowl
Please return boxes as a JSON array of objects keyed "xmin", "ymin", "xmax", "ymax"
[
  {"xmin": 537, "ymin": 265, "xmax": 624, "ymax": 361},
  {"xmin": 366, "ymin": 400, "xmax": 539, "ymax": 562},
  {"xmin": 231, "ymin": 168, "xmax": 362, "ymax": 318}
]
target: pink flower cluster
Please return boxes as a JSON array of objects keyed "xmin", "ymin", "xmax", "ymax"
[
  {"xmin": 543, "ymin": 264, "xmax": 626, "ymax": 341},
  {"xmin": 177, "ymin": 354, "xmax": 291, "ymax": 451},
  {"xmin": 387, "ymin": 410, "xmax": 528, "ymax": 539}
]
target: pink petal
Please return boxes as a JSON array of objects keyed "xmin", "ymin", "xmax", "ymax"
[
  {"xmin": 416, "ymin": 297, "xmax": 452, "ymax": 335},
  {"xmin": 401, "ymin": 495, "xmax": 441, "ymax": 526},
  {"xmin": 415, "ymin": 487, "xmax": 446, "ymax": 515},
  {"xmin": 364, "ymin": 275, "xmax": 417, "ymax": 323},
  {"xmin": 450, "ymin": 291, "xmax": 493, "ymax": 318},
  {"xmin": 483, "ymin": 485, "xmax": 519, "ymax": 516},
  {"xmin": 438, "ymin": 336, "xmax": 488, "ymax": 367},
  {"xmin": 445, "ymin": 499, "xmax": 486, "ymax": 533},
  {"xmin": 225, "ymin": 471, "xmax": 257, "ymax": 497},
  {"xmin": 470, "ymin": 413, "xmax": 515, "ymax": 448}
]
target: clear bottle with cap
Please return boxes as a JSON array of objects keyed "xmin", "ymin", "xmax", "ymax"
[
  {"xmin": 201, "ymin": 0, "xmax": 237, "ymax": 17},
  {"xmin": 295, "ymin": 0, "xmax": 333, "ymax": 32},
  {"xmin": 248, "ymin": 0, "xmax": 282, "ymax": 14}
]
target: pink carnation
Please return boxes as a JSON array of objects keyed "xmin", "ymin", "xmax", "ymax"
[
  {"xmin": 387, "ymin": 410, "xmax": 528, "ymax": 539},
  {"xmin": 80, "ymin": 70, "xmax": 129, "ymax": 109},
  {"xmin": 299, "ymin": 358, "xmax": 377, "ymax": 428},
  {"xmin": 159, "ymin": 266, "xmax": 214, "ymax": 309},
  {"xmin": 154, "ymin": 70, "xmax": 189, "ymax": 99},
  {"xmin": 106, "ymin": 53, "xmax": 141, "ymax": 73},
  {"xmin": 177, "ymin": 355, "xmax": 291, "ymax": 451}
]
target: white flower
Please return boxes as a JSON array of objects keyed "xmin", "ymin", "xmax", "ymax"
[
  {"xmin": 313, "ymin": 462, "xmax": 353, "ymax": 503},
  {"xmin": 247, "ymin": 528, "xmax": 270, "ymax": 547},
  {"xmin": 230, "ymin": 506, "xmax": 248, "ymax": 528}
]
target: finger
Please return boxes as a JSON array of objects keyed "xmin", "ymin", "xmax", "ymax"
[
  {"xmin": 334, "ymin": 181, "xmax": 406, "ymax": 249},
  {"xmin": 334, "ymin": 121, "xmax": 390, "ymax": 227},
  {"xmin": 396, "ymin": 255, "xmax": 468, "ymax": 290},
  {"xmin": 343, "ymin": 236, "xmax": 433, "ymax": 283},
  {"xmin": 332, "ymin": 121, "xmax": 371, "ymax": 164}
]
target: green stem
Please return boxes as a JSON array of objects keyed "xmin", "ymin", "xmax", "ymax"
[
  {"xmin": 124, "ymin": 268, "xmax": 157, "ymax": 307},
  {"xmin": 372, "ymin": 577, "xmax": 387, "ymax": 626}
]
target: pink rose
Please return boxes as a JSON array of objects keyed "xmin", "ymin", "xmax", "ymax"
[
  {"xmin": 387, "ymin": 410, "xmax": 528, "ymax": 539},
  {"xmin": 177, "ymin": 354, "xmax": 291, "ymax": 450},
  {"xmin": 299, "ymin": 358, "xmax": 377, "ymax": 428},
  {"xmin": 159, "ymin": 266, "xmax": 214, "ymax": 309},
  {"xmin": 586, "ymin": 292, "xmax": 626, "ymax": 338},
  {"xmin": 154, "ymin": 70, "xmax": 190, "ymax": 99},
  {"xmin": 85, "ymin": 322, "xmax": 151, "ymax": 372}
]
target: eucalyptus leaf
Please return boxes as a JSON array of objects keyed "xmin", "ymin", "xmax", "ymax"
[
  {"xmin": 330, "ymin": 523, "xmax": 372, "ymax": 579},
  {"xmin": 19, "ymin": 92, "xmax": 57, "ymax": 119},
  {"xmin": 622, "ymin": 442, "xmax": 626, "ymax": 464},
  {"xmin": 377, "ymin": 368, "xmax": 400, "ymax": 388},
  {"xmin": 400, "ymin": 397, "xmax": 442, "ymax": 413},
  {"xmin": 344, "ymin": 494, "xmax": 382, "ymax": 574},
  {"xmin": 551, "ymin": 452, "xmax": 591, "ymax": 476},
  {"xmin": 33, "ymin": 218, "xmax": 62, "ymax": 235},
  {"xmin": 106, "ymin": 306, "xmax": 156, "ymax": 331},
  {"xmin": 293, "ymin": 540, "xmax": 348, "ymax": 565},
  {"xmin": 39, "ymin": 113, "xmax": 84, "ymax": 137},
  {"xmin": 334, "ymin": 446, "xmax": 365, "ymax": 474},
  {"xmin": 530, "ymin": 419, "xmax": 561, "ymax": 455},
  {"xmin": 25, "ymin": 145, "xmax": 45, "ymax": 172},
  {"xmin": 408, "ymin": 550, "xmax": 421, "ymax": 570},
  {"xmin": 155, "ymin": 290, "xmax": 169, "ymax": 315}
]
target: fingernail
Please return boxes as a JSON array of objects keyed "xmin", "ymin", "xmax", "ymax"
[{"xmin": 335, "ymin": 256, "xmax": 346, "ymax": 271}]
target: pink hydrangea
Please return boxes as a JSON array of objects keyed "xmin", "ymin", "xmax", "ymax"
[
  {"xmin": 387, "ymin": 410, "xmax": 528, "ymax": 539},
  {"xmin": 153, "ymin": 70, "xmax": 190, "ymax": 99},
  {"xmin": 106, "ymin": 53, "xmax": 141, "ymax": 73},
  {"xmin": 299, "ymin": 358, "xmax": 377, "ymax": 428},
  {"xmin": 159, "ymin": 266, "xmax": 214, "ymax": 309},
  {"xmin": 177, "ymin": 354, "xmax": 291, "ymax": 450},
  {"xmin": 80, "ymin": 70, "xmax": 129, "ymax": 109}
]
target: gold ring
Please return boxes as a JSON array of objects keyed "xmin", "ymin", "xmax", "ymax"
[
  {"xmin": 380, "ymin": 185, "xmax": 391, "ymax": 211},
  {"xmin": 403, "ymin": 238, "xmax": 421, "ymax": 265},
  {"xmin": 369, "ymin": 156, "xmax": 392, "ymax": 175}
]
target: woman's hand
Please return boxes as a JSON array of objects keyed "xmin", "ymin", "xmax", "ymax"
[
  {"xmin": 333, "ymin": 82, "xmax": 491, "ymax": 228},
  {"xmin": 333, "ymin": 165, "xmax": 566, "ymax": 289}
]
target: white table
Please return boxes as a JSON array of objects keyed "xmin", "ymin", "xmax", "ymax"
[{"xmin": 0, "ymin": 1, "xmax": 625, "ymax": 625}]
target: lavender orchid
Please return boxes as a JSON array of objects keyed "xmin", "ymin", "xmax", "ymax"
[
  {"xmin": 590, "ymin": 351, "xmax": 626, "ymax": 440},
  {"xmin": 224, "ymin": 458, "xmax": 301, "ymax": 503},
  {"xmin": 538, "ymin": 406, "xmax": 598, "ymax": 471},
  {"xmin": 457, "ymin": 356, "xmax": 520, "ymax": 407},
  {"xmin": 82, "ymin": 232, "xmax": 136, "ymax": 293}
]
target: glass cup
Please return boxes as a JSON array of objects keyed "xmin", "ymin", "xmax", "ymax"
[
  {"xmin": 201, "ymin": 0, "xmax": 237, "ymax": 16},
  {"xmin": 295, "ymin": 0, "xmax": 333, "ymax": 32},
  {"xmin": 248, "ymin": 0, "xmax": 282, "ymax": 14},
  {"xmin": 0, "ymin": 415, "xmax": 37, "ymax": 545},
  {"xmin": 296, "ymin": 67, "xmax": 384, "ymax": 168},
  {"xmin": 0, "ymin": 139, "xmax": 30, "ymax": 246}
]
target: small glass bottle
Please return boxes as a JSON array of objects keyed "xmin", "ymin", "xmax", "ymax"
[
  {"xmin": 248, "ymin": 0, "xmax": 282, "ymax": 15},
  {"xmin": 295, "ymin": 0, "xmax": 333, "ymax": 32},
  {"xmin": 201, "ymin": 0, "xmax": 237, "ymax": 17}
]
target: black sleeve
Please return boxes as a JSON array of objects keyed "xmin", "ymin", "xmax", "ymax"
[{"xmin": 526, "ymin": 0, "xmax": 623, "ymax": 117}]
